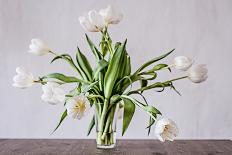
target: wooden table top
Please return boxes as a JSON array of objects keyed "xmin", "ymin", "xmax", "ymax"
[{"xmin": 0, "ymin": 139, "xmax": 231, "ymax": 155}]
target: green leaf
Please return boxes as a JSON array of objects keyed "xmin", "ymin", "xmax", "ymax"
[
  {"xmin": 143, "ymin": 105, "xmax": 161, "ymax": 115},
  {"xmin": 152, "ymin": 64, "xmax": 168, "ymax": 71},
  {"xmin": 50, "ymin": 54, "xmax": 83, "ymax": 78},
  {"xmin": 52, "ymin": 110, "xmax": 67, "ymax": 134},
  {"xmin": 81, "ymin": 81, "xmax": 99, "ymax": 93},
  {"xmin": 121, "ymin": 97, "xmax": 136, "ymax": 136},
  {"xmin": 134, "ymin": 49, "xmax": 175, "ymax": 74},
  {"xmin": 124, "ymin": 55, "xmax": 131, "ymax": 76},
  {"xmin": 147, "ymin": 117, "xmax": 156, "ymax": 136},
  {"xmin": 87, "ymin": 115, "xmax": 95, "ymax": 136},
  {"xmin": 85, "ymin": 34, "xmax": 102, "ymax": 61},
  {"xmin": 140, "ymin": 80, "xmax": 148, "ymax": 93},
  {"xmin": 104, "ymin": 39, "xmax": 127, "ymax": 98},
  {"xmin": 43, "ymin": 73, "xmax": 90, "ymax": 84},
  {"xmin": 140, "ymin": 72, "xmax": 157, "ymax": 80},
  {"xmin": 93, "ymin": 59, "xmax": 108, "ymax": 80},
  {"xmin": 76, "ymin": 47, "xmax": 93, "ymax": 81},
  {"xmin": 121, "ymin": 95, "xmax": 161, "ymax": 119}
]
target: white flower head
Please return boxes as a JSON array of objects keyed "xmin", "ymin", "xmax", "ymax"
[
  {"xmin": 41, "ymin": 82, "xmax": 65, "ymax": 105},
  {"xmin": 13, "ymin": 67, "xmax": 34, "ymax": 89},
  {"xmin": 65, "ymin": 95, "xmax": 91, "ymax": 119},
  {"xmin": 155, "ymin": 118, "xmax": 179, "ymax": 142},
  {"xmin": 28, "ymin": 39, "xmax": 51, "ymax": 56},
  {"xmin": 99, "ymin": 5, "xmax": 123, "ymax": 25},
  {"xmin": 79, "ymin": 10, "xmax": 105, "ymax": 32},
  {"xmin": 173, "ymin": 56, "xmax": 192, "ymax": 71},
  {"xmin": 188, "ymin": 64, "xmax": 208, "ymax": 83}
]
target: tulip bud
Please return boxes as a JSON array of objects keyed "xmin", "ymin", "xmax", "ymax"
[
  {"xmin": 12, "ymin": 67, "xmax": 34, "ymax": 88},
  {"xmin": 28, "ymin": 39, "xmax": 51, "ymax": 56},
  {"xmin": 188, "ymin": 64, "xmax": 208, "ymax": 83},
  {"xmin": 173, "ymin": 56, "xmax": 192, "ymax": 71}
]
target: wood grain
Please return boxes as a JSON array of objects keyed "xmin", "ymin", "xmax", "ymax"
[{"xmin": 0, "ymin": 139, "xmax": 231, "ymax": 155}]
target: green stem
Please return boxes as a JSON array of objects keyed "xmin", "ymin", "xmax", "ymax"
[
  {"xmin": 98, "ymin": 99, "xmax": 109, "ymax": 136},
  {"xmin": 101, "ymin": 105, "xmax": 116, "ymax": 140},
  {"xmin": 128, "ymin": 76, "xmax": 188, "ymax": 94}
]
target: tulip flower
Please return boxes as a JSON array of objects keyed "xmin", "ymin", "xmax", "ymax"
[
  {"xmin": 155, "ymin": 118, "xmax": 179, "ymax": 142},
  {"xmin": 79, "ymin": 10, "xmax": 105, "ymax": 32},
  {"xmin": 41, "ymin": 82, "xmax": 65, "ymax": 105},
  {"xmin": 99, "ymin": 5, "xmax": 123, "ymax": 25},
  {"xmin": 28, "ymin": 39, "xmax": 51, "ymax": 56},
  {"xmin": 13, "ymin": 67, "xmax": 34, "ymax": 88},
  {"xmin": 173, "ymin": 56, "xmax": 192, "ymax": 71},
  {"xmin": 65, "ymin": 95, "xmax": 90, "ymax": 119},
  {"xmin": 188, "ymin": 64, "xmax": 208, "ymax": 83}
]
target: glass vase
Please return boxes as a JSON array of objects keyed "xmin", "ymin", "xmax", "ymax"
[{"xmin": 95, "ymin": 103, "xmax": 119, "ymax": 149}]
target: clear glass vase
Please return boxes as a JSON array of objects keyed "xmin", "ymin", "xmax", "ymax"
[{"xmin": 95, "ymin": 103, "xmax": 119, "ymax": 149}]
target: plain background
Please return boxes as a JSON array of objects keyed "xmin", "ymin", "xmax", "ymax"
[{"xmin": 0, "ymin": 0, "xmax": 231, "ymax": 139}]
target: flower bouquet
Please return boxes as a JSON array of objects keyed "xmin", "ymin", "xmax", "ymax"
[{"xmin": 13, "ymin": 5, "xmax": 208, "ymax": 149}]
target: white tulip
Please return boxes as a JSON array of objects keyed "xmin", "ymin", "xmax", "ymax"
[
  {"xmin": 79, "ymin": 16, "xmax": 99, "ymax": 32},
  {"xmin": 155, "ymin": 118, "xmax": 179, "ymax": 142},
  {"xmin": 12, "ymin": 67, "xmax": 34, "ymax": 88},
  {"xmin": 28, "ymin": 39, "xmax": 51, "ymax": 56},
  {"xmin": 41, "ymin": 82, "xmax": 65, "ymax": 105},
  {"xmin": 79, "ymin": 10, "xmax": 105, "ymax": 32},
  {"xmin": 188, "ymin": 64, "xmax": 208, "ymax": 83},
  {"xmin": 173, "ymin": 56, "xmax": 192, "ymax": 71},
  {"xmin": 65, "ymin": 95, "xmax": 91, "ymax": 119},
  {"xmin": 99, "ymin": 5, "xmax": 123, "ymax": 25}
]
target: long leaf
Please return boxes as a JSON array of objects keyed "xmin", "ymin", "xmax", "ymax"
[
  {"xmin": 121, "ymin": 97, "xmax": 135, "ymax": 136},
  {"xmin": 76, "ymin": 47, "xmax": 93, "ymax": 81},
  {"xmin": 121, "ymin": 95, "xmax": 161, "ymax": 119},
  {"xmin": 104, "ymin": 39, "xmax": 127, "ymax": 98},
  {"xmin": 134, "ymin": 49, "xmax": 175, "ymax": 74},
  {"xmin": 85, "ymin": 34, "xmax": 102, "ymax": 61},
  {"xmin": 52, "ymin": 110, "xmax": 67, "ymax": 134},
  {"xmin": 51, "ymin": 54, "xmax": 83, "ymax": 78},
  {"xmin": 93, "ymin": 59, "xmax": 108, "ymax": 80},
  {"xmin": 87, "ymin": 115, "xmax": 95, "ymax": 136},
  {"xmin": 43, "ymin": 73, "xmax": 90, "ymax": 84},
  {"xmin": 147, "ymin": 117, "xmax": 156, "ymax": 136}
]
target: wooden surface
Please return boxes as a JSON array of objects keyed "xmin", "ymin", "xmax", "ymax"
[{"xmin": 0, "ymin": 139, "xmax": 231, "ymax": 155}]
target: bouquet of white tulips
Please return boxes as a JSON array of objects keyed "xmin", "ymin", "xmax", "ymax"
[{"xmin": 13, "ymin": 5, "xmax": 208, "ymax": 149}]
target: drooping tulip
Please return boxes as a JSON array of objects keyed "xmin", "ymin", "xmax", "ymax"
[
  {"xmin": 13, "ymin": 67, "xmax": 34, "ymax": 89},
  {"xmin": 188, "ymin": 64, "xmax": 208, "ymax": 83},
  {"xmin": 173, "ymin": 56, "xmax": 192, "ymax": 71},
  {"xmin": 41, "ymin": 82, "xmax": 66, "ymax": 105},
  {"xmin": 28, "ymin": 39, "xmax": 51, "ymax": 56},
  {"xmin": 155, "ymin": 118, "xmax": 179, "ymax": 142}
]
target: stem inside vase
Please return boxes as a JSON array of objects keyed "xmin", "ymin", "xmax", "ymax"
[{"xmin": 95, "ymin": 103, "xmax": 118, "ymax": 149}]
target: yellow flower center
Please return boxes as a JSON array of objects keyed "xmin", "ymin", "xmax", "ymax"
[{"xmin": 75, "ymin": 100, "xmax": 86, "ymax": 113}]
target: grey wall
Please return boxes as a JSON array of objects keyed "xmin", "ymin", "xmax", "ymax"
[{"xmin": 0, "ymin": 0, "xmax": 232, "ymax": 139}]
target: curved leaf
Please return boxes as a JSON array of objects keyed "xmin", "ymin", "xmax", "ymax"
[
  {"xmin": 76, "ymin": 47, "xmax": 93, "ymax": 81},
  {"xmin": 87, "ymin": 115, "xmax": 95, "ymax": 136},
  {"xmin": 52, "ymin": 110, "xmax": 67, "ymax": 134},
  {"xmin": 134, "ymin": 49, "xmax": 175, "ymax": 74},
  {"xmin": 50, "ymin": 54, "xmax": 83, "ymax": 78},
  {"xmin": 85, "ymin": 34, "xmax": 102, "ymax": 61},
  {"xmin": 93, "ymin": 59, "xmax": 108, "ymax": 80},
  {"xmin": 121, "ymin": 97, "xmax": 135, "ymax": 136},
  {"xmin": 43, "ymin": 73, "xmax": 90, "ymax": 84}
]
